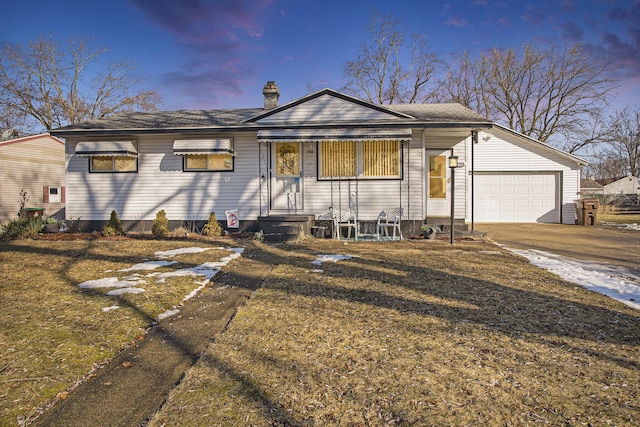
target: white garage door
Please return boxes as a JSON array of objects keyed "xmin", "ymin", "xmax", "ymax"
[{"xmin": 475, "ymin": 173, "xmax": 559, "ymax": 223}]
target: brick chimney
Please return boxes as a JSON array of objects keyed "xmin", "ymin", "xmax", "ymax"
[{"xmin": 262, "ymin": 81, "xmax": 279, "ymax": 110}]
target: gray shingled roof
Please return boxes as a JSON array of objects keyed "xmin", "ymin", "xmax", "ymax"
[
  {"xmin": 386, "ymin": 103, "xmax": 488, "ymax": 122},
  {"xmin": 51, "ymin": 100, "xmax": 490, "ymax": 135},
  {"xmin": 580, "ymin": 178, "xmax": 604, "ymax": 189},
  {"xmin": 54, "ymin": 108, "xmax": 264, "ymax": 132}
]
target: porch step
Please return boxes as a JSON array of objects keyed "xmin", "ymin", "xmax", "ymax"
[
  {"xmin": 424, "ymin": 218, "xmax": 469, "ymax": 233},
  {"xmin": 262, "ymin": 232, "xmax": 301, "ymax": 243},
  {"xmin": 258, "ymin": 215, "xmax": 315, "ymax": 242},
  {"xmin": 261, "ymin": 225, "xmax": 304, "ymax": 243}
]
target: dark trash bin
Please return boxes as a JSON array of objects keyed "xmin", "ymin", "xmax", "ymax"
[
  {"xmin": 23, "ymin": 208, "xmax": 45, "ymax": 218},
  {"xmin": 576, "ymin": 198, "xmax": 598, "ymax": 226}
]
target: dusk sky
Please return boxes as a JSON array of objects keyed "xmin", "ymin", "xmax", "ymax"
[{"xmin": 2, "ymin": 0, "xmax": 639, "ymax": 111}]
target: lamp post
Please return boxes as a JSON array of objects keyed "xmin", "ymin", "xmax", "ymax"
[{"xmin": 449, "ymin": 156, "xmax": 459, "ymax": 245}]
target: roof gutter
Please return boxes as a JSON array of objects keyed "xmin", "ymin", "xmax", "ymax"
[{"xmin": 50, "ymin": 121, "xmax": 494, "ymax": 138}]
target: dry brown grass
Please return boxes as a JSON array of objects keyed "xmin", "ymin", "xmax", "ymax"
[
  {"xmin": 598, "ymin": 213, "xmax": 640, "ymax": 224},
  {"xmin": 149, "ymin": 238, "xmax": 639, "ymax": 426},
  {"xmin": 0, "ymin": 236, "xmax": 240, "ymax": 425}
]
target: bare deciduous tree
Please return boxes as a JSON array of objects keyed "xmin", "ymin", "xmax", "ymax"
[
  {"xmin": 440, "ymin": 43, "xmax": 615, "ymax": 145},
  {"xmin": 604, "ymin": 106, "xmax": 640, "ymax": 177},
  {"xmin": 343, "ymin": 13, "xmax": 441, "ymax": 104},
  {"xmin": 0, "ymin": 35, "xmax": 161, "ymax": 134},
  {"xmin": 582, "ymin": 154, "xmax": 629, "ymax": 182}
]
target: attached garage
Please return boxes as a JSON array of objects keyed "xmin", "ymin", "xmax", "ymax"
[
  {"xmin": 474, "ymin": 172, "xmax": 559, "ymax": 223},
  {"xmin": 469, "ymin": 125, "xmax": 586, "ymax": 225}
]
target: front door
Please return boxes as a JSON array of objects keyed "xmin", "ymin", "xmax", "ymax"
[
  {"xmin": 426, "ymin": 149, "xmax": 451, "ymax": 217},
  {"xmin": 271, "ymin": 142, "xmax": 303, "ymax": 212}
]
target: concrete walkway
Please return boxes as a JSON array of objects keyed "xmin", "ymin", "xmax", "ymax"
[
  {"xmin": 476, "ymin": 223, "xmax": 640, "ymax": 272},
  {"xmin": 31, "ymin": 241, "xmax": 279, "ymax": 427}
]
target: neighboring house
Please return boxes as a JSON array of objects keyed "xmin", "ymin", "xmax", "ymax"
[
  {"xmin": 580, "ymin": 178, "xmax": 604, "ymax": 196},
  {"xmin": 602, "ymin": 176, "xmax": 640, "ymax": 195},
  {"xmin": 50, "ymin": 83, "xmax": 586, "ymax": 234},
  {"xmin": 0, "ymin": 134, "xmax": 66, "ymax": 222}
]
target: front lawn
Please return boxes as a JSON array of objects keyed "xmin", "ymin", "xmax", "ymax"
[
  {"xmin": 148, "ymin": 239, "xmax": 639, "ymax": 426},
  {"xmin": 598, "ymin": 212, "xmax": 640, "ymax": 224},
  {"xmin": 0, "ymin": 237, "xmax": 240, "ymax": 425},
  {"xmin": 1, "ymin": 237, "xmax": 638, "ymax": 426}
]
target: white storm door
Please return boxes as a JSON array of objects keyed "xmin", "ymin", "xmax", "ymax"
[
  {"xmin": 271, "ymin": 142, "xmax": 303, "ymax": 212},
  {"xmin": 426, "ymin": 149, "xmax": 451, "ymax": 217}
]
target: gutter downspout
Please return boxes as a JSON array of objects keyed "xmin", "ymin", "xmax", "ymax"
[
  {"xmin": 400, "ymin": 140, "xmax": 403, "ymax": 223},
  {"xmin": 471, "ymin": 130, "xmax": 477, "ymax": 233},
  {"xmin": 421, "ymin": 129, "xmax": 426, "ymax": 228}
]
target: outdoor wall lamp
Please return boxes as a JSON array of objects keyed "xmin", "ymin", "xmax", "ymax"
[{"xmin": 448, "ymin": 155, "xmax": 459, "ymax": 168}]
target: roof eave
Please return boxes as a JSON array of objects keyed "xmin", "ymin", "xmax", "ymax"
[{"xmin": 51, "ymin": 120, "xmax": 494, "ymax": 138}]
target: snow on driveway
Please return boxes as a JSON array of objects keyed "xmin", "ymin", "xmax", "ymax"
[{"xmin": 504, "ymin": 246, "xmax": 640, "ymax": 310}]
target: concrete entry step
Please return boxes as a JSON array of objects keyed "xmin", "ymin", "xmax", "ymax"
[{"xmin": 258, "ymin": 215, "xmax": 315, "ymax": 241}]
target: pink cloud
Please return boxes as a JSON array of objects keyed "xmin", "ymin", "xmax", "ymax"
[
  {"xmin": 445, "ymin": 17, "xmax": 468, "ymax": 28},
  {"xmin": 129, "ymin": 0, "xmax": 274, "ymax": 106},
  {"xmin": 130, "ymin": 0, "xmax": 273, "ymax": 41}
]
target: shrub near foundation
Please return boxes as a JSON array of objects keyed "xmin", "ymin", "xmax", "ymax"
[
  {"xmin": 0, "ymin": 216, "xmax": 44, "ymax": 240},
  {"xmin": 152, "ymin": 210, "xmax": 169, "ymax": 237},
  {"xmin": 103, "ymin": 210, "xmax": 124, "ymax": 237},
  {"xmin": 202, "ymin": 212, "xmax": 222, "ymax": 237}
]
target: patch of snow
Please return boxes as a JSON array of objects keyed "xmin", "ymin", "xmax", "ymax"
[
  {"xmin": 122, "ymin": 273, "xmax": 145, "ymax": 281},
  {"xmin": 158, "ymin": 309, "xmax": 180, "ymax": 320},
  {"xmin": 183, "ymin": 283, "xmax": 207, "ymax": 302},
  {"xmin": 600, "ymin": 221, "xmax": 640, "ymax": 231},
  {"xmin": 78, "ymin": 246, "xmax": 245, "ymax": 319},
  {"xmin": 155, "ymin": 266, "xmax": 222, "ymax": 283},
  {"xmin": 311, "ymin": 254, "xmax": 354, "ymax": 265},
  {"xmin": 107, "ymin": 287, "xmax": 146, "ymax": 296},
  {"xmin": 102, "ymin": 305, "xmax": 120, "ymax": 312},
  {"xmin": 198, "ymin": 261, "xmax": 228, "ymax": 269},
  {"xmin": 78, "ymin": 277, "xmax": 145, "ymax": 289},
  {"xmin": 312, "ymin": 269, "xmax": 324, "ymax": 273},
  {"xmin": 505, "ymin": 247, "xmax": 640, "ymax": 310},
  {"xmin": 119, "ymin": 260, "xmax": 177, "ymax": 271},
  {"xmin": 154, "ymin": 247, "xmax": 220, "ymax": 259}
]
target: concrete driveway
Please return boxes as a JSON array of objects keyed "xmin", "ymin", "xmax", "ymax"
[{"xmin": 475, "ymin": 223, "xmax": 640, "ymax": 272}]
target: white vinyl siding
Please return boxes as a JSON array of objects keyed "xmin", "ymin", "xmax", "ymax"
[
  {"xmin": 66, "ymin": 133, "xmax": 261, "ymax": 221},
  {"xmin": 255, "ymin": 94, "xmax": 404, "ymax": 124}
]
